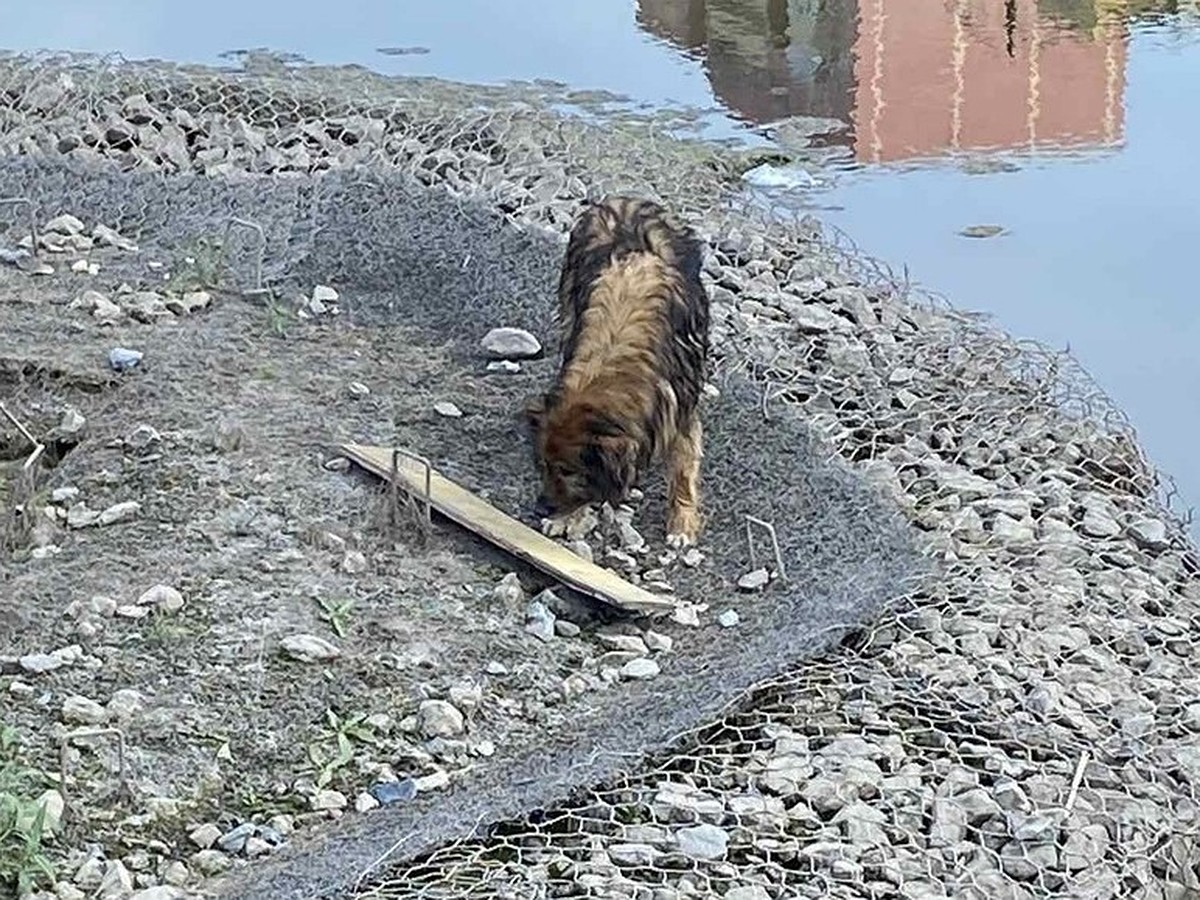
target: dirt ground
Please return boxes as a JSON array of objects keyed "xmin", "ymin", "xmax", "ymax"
[
  {"xmin": 0, "ymin": 246, "xmax": 615, "ymax": 892},
  {"xmin": 1, "ymin": 208, "xmax": 918, "ymax": 896}
]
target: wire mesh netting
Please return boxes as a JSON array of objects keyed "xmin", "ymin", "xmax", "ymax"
[{"xmin": 1, "ymin": 49, "xmax": 1198, "ymax": 900}]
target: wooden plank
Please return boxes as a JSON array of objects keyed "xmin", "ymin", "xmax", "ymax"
[{"xmin": 340, "ymin": 443, "xmax": 677, "ymax": 616}]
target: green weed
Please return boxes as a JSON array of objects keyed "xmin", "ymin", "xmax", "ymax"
[
  {"xmin": 0, "ymin": 723, "xmax": 58, "ymax": 896},
  {"xmin": 305, "ymin": 710, "xmax": 381, "ymax": 790}
]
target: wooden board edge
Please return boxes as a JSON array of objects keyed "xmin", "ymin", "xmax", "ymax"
[{"xmin": 339, "ymin": 443, "xmax": 677, "ymax": 616}]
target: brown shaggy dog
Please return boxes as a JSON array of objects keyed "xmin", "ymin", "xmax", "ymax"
[{"xmin": 525, "ymin": 194, "xmax": 711, "ymax": 547}]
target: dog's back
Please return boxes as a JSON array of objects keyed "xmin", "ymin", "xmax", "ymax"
[{"xmin": 554, "ymin": 199, "xmax": 705, "ymax": 408}]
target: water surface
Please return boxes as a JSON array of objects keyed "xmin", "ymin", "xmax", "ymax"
[{"xmin": 6, "ymin": 1, "xmax": 1198, "ymax": 530}]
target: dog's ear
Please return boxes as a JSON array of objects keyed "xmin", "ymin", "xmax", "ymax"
[
  {"xmin": 524, "ymin": 392, "xmax": 550, "ymax": 433},
  {"xmin": 584, "ymin": 432, "xmax": 638, "ymax": 503}
]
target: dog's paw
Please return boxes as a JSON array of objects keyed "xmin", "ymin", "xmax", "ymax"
[
  {"xmin": 666, "ymin": 508, "xmax": 700, "ymax": 549},
  {"xmin": 666, "ymin": 531, "xmax": 695, "ymax": 550}
]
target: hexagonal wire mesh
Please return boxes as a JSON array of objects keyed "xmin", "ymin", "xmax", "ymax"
[{"xmin": 1, "ymin": 49, "xmax": 1197, "ymax": 899}]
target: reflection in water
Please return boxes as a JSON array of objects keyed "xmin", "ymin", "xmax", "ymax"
[
  {"xmin": 636, "ymin": 0, "xmax": 1182, "ymax": 162},
  {"xmin": 637, "ymin": 0, "xmax": 859, "ymax": 125}
]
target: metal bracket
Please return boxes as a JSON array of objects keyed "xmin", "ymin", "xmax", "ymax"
[
  {"xmin": 0, "ymin": 196, "xmax": 40, "ymax": 257},
  {"xmin": 391, "ymin": 446, "xmax": 433, "ymax": 525},
  {"xmin": 0, "ymin": 401, "xmax": 46, "ymax": 470},
  {"xmin": 221, "ymin": 216, "xmax": 268, "ymax": 296},
  {"xmin": 744, "ymin": 514, "xmax": 786, "ymax": 581}
]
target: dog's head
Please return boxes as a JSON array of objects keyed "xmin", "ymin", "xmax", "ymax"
[{"xmin": 525, "ymin": 393, "xmax": 638, "ymax": 519}]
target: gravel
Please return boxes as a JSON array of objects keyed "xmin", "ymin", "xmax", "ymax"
[{"xmin": 0, "ymin": 51, "xmax": 1196, "ymax": 900}]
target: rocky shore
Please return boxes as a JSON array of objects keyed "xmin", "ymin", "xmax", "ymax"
[{"xmin": 0, "ymin": 52, "xmax": 1197, "ymax": 900}]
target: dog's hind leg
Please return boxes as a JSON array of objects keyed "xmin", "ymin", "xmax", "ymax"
[{"xmin": 666, "ymin": 412, "xmax": 703, "ymax": 548}]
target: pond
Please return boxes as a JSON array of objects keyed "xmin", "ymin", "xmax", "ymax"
[{"xmin": 6, "ymin": 0, "xmax": 1199, "ymax": 534}]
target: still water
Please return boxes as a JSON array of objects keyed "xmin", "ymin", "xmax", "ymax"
[{"xmin": 6, "ymin": 1, "xmax": 1200, "ymax": 530}]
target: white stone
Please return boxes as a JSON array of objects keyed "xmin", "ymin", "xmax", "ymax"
[
  {"xmin": 189, "ymin": 823, "xmax": 222, "ymax": 849},
  {"xmin": 280, "ymin": 634, "xmax": 341, "ymax": 662},
  {"xmin": 492, "ymin": 573, "xmax": 524, "ymax": 604},
  {"xmin": 620, "ymin": 658, "xmax": 660, "ymax": 680},
  {"xmin": 1127, "ymin": 516, "xmax": 1169, "ymax": 550},
  {"xmin": 644, "ymin": 631, "xmax": 673, "ymax": 653},
  {"xmin": 137, "ymin": 584, "xmax": 184, "ymax": 613},
  {"xmin": 62, "ymin": 694, "xmax": 109, "ymax": 725},
  {"xmin": 725, "ymin": 888, "xmax": 771, "ymax": 900},
  {"xmin": 18, "ymin": 789, "xmax": 63, "ymax": 835},
  {"xmin": 414, "ymin": 769, "xmax": 450, "ymax": 792},
  {"xmin": 129, "ymin": 888, "xmax": 185, "ymax": 900},
  {"xmin": 310, "ymin": 789, "xmax": 347, "ymax": 811},
  {"xmin": 737, "ymin": 568, "xmax": 769, "ymax": 591},
  {"xmin": 608, "ymin": 843, "xmax": 662, "ymax": 867},
  {"xmin": 98, "ymin": 859, "xmax": 133, "ymax": 898},
  {"xmin": 599, "ymin": 634, "xmax": 649, "ymax": 656},
  {"xmin": 97, "ymin": 500, "xmax": 140, "ymax": 526},
  {"xmin": 46, "ymin": 213, "xmax": 86, "ymax": 235},
  {"xmin": 480, "ymin": 327, "xmax": 542, "ymax": 359},
  {"xmin": 676, "ymin": 823, "xmax": 729, "ymax": 860},
  {"xmin": 418, "ymin": 700, "xmax": 465, "ymax": 737}
]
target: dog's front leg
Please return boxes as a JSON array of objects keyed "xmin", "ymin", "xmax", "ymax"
[{"xmin": 666, "ymin": 413, "xmax": 703, "ymax": 548}]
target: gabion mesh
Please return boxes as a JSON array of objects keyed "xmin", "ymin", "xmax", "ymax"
[{"xmin": 1, "ymin": 49, "xmax": 1197, "ymax": 900}]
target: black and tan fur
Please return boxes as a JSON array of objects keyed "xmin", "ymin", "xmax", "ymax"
[{"xmin": 525, "ymin": 194, "xmax": 711, "ymax": 547}]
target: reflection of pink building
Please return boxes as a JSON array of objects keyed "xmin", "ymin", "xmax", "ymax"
[
  {"xmin": 636, "ymin": 0, "xmax": 1134, "ymax": 163},
  {"xmin": 853, "ymin": 0, "xmax": 1129, "ymax": 163}
]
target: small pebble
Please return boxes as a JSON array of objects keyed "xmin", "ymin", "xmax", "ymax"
[
  {"xmin": 280, "ymin": 633, "xmax": 341, "ymax": 662},
  {"xmin": 312, "ymin": 284, "xmax": 339, "ymax": 304},
  {"xmin": 414, "ymin": 769, "xmax": 450, "ymax": 792},
  {"xmin": 310, "ymin": 789, "xmax": 348, "ymax": 811},
  {"xmin": 369, "ymin": 779, "xmax": 417, "ymax": 806},
  {"xmin": 137, "ymin": 584, "xmax": 184, "ymax": 614},
  {"xmin": 718, "ymin": 610, "xmax": 740, "ymax": 628},
  {"xmin": 216, "ymin": 822, "xmax": 255, "ymax": 854},
  {"xmin": 61, "ymin": 694, "xmax": 109, "ymax": 725},
  {"xmin": 52, "ymin": 486, "xmax": 80, "ymax": 504},
  {"xmin": 347, "ymin": 381, "xmax": 370, "ymax": 398},
  {"xmin": 434, "ymin": 401, "xmax": 463, "ymax": 418},
  {"xmin": 737, "ymin": 568, "xmax": 770, "ymax": 592},
  {"xmin": 109, "ymin": 347, "xmax": 143, "ymax": 372},
  {"xmin": 620, "ymin": 658, "xmax": 661, "ymax": 680},
  {"xmin": 189, "ymin": 823, "xmax": 222, "ymax": 850},
  {"xmin": 340, "ymin": 550, "xmax": 368, "ymax": 574},
  {"xmin": 418, "ymin": 699, "xmax": 465, "ymax": 738},
  {"xmin": 525, "ymin": 600, "xmax": 556, "ymax": 642},
  {"xmin": 644, "ymin": 631, "xmax": 674, "ymax": 653},
  {"xmin": 243, "ymin": 836, "xmax": 273, "ymax": 858}
]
